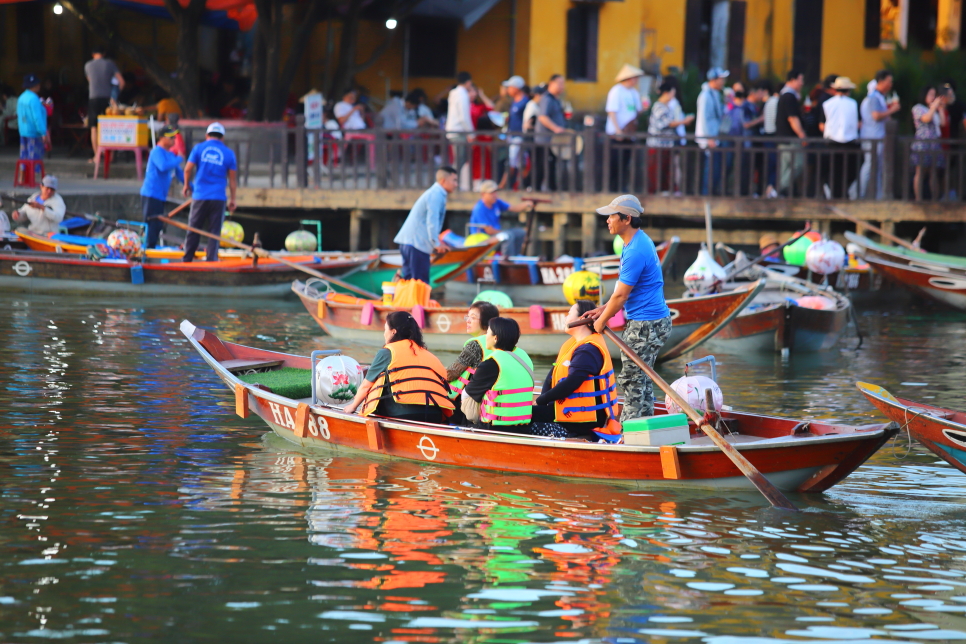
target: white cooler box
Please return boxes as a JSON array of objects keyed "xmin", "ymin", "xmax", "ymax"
[{"xmin": 623, "ymin": 413, "xmax": 690, "ymax": 446}]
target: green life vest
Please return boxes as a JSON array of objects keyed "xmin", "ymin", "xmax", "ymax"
[
  {"xmin": 480, "ymin": 348, "xmax": 535, "ymax": 426},
  {"xmin": 448, "ymin": 335, "xmax": 488, "ymax": 399}
]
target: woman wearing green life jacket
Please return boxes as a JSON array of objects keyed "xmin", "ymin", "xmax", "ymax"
[
  {"xmin": 462, "ymin": 317, "xmax": 536, "ymax": 434},
  {"xmin": 445, "ymin": 300, "xmax": 500, "ymax": 399}
]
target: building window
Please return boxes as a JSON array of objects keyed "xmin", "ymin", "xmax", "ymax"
[
  {"xmin": 17, "ymin": 2, "xmax": 45, "ymax": 65},
  {"xmin": 566, "ymin": 4, "xmax": 598, "ymax": 82},
  {"xmin": 407, "ymin": 17, "xmax": 458, "ymax": 78},
  {"xmin": 866, "ymin": 0, "xmax": 935, "ymax": 50}
]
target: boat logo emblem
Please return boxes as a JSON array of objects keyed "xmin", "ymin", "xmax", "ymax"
[
  {"xmin": 417, "ymin": 435, "xmax": 439, "ymax": 461},
  {"xmin": 437, "ymin": 314, "xmax": 451, "ymax": 333},
  {"xmin": 12, "ymin": 261, "xmax": 32, "ymax": 277},
  {"xmin": 942, "ymin": 429, "xmax": 966, "ymax": 449},
  {"xmin": 668, "ymin": 307, "xmax": 680, "ymax": 320}
]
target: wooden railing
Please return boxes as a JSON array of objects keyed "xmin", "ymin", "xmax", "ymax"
[{"xmin": 183, "ymin": 116, "xmax": 966, "ymax": 202}]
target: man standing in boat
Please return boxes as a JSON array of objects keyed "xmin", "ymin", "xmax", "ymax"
[
  {"xmin": 393, "ymin": 166, "xmax": 457, "ymax": 284},
  {"xmin": 181, "ymin": 122, "xmax": 237, "ymax": 262},
  {"xmin": 584, "ymin": 195, "xmax": 671, "ymax": 421}
]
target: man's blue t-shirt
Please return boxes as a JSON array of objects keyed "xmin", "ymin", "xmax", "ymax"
[
  {"xmin": 619, "ymin": 230, "xmax": 670, "ymax": 321},
  {"xmin": 508, "ymin": 97, "xmax": 528, "ymax": 132},
  {"xmin": 188, "ymin": 139, "xmax": 237, "ymax": 201},
  {"xmin": 140, "ymin": 146, "xmax": 184, "ymax": 201},
  {"xmin": 469, "ymin": 198, "xmax": 510, "ymax": 232}
]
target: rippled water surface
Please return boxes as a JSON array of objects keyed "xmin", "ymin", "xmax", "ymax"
[{"xmin": 2, "ymin": 294, "xmax": 966, "ymax": 643}]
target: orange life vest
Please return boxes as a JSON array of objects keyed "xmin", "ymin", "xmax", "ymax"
[
  {"xmin": 550, "ymin": 334, "xmax": 619, "ymax": 425},
  {"xmin": 362, "ymin": 340, "xmax": 455, "ymax": 417}
]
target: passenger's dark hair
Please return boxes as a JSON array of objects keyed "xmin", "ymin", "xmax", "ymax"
[
  {"xmin": 469, "ymin": 301, "xmax": 500, "ymax": 330},
  {"xmin": 438, "ymin": 165, "xmax": 457, "ymax": 175},
  {"xmin": 457, "ymin": 71, "xmax": 472, "ymax": 84},
  {"xmin": 658, "ymin": 79, "xmax": 676, "ymax": 95},
  {"xmin": 920, "ymin": 85, "xmax": 940, "ymax": 105},
  {"xmin": 488, "ymin": 317, "xmax": 521, "ymax": 351},
  {"xmin": 786, "ymin": 69, "xmax": 803, "ymax": 81},
  {"xmin": 618, "ymin": 212, "xmax": 642, "ymax": 229},
  {"xmin": 549, "ymin": 73, "xmax": 563, "ymax": 83},
  {"xmin": 573, "ymin": 299, "xmax": 597, "ymax": 318},
  {"xmin": 756, "ymin": 79, "xmax": 774, "ymax": 94},
  {"xmin": 822, "ymin": 74, "xmax": 838, "ymax": 89},
  {"xmin": 875, "ymin": 69, "xmax": 893, "ymax": 83},
  {"xmin": 386, "ymin": 311, "xmax": 425, "ymax": 349}
]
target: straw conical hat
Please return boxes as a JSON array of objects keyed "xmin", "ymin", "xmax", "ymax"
[{"xmin": 615, "ymin": 64, "xmax": 645, "ymax": 83}]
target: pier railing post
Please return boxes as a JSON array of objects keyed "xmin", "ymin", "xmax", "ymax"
[{"xmin": 295, "ymin": 115, "xmax": 307, "ymax": 189}]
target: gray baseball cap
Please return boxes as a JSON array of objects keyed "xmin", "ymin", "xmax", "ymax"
[
  {"xmin": 596, "ymin": 194, "xmax": 643, "ymax": 216},
  {"xmin": 41, "ymin": 175, "xmax": 58, "ymax": 190},
  {"xmin": 502, "ymin": 75, "xmax": 526, "ymax": 89}
]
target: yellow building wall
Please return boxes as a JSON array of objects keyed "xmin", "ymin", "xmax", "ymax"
[
  {"xmin": 820, "ymin": 0, "xmax": 893, "ymax": 85},
  {"xmin": 640, "ymin": 0, "xmax": 685, "ymax": 73}
]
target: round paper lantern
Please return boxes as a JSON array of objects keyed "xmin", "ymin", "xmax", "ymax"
[
  {"xmin": 782, "ymin": 232, "xmax": 820, "ymax": 266},
  {"xmin": 221, "ymin": 220, "xmax": 244, "ymax": 248},
  {"xmin": 314, "ymin": 355, "xmax": 364, "ymax": 405},
  {"xmin": 683, "ymin": 249, "xmax": 727, "ymax": 293},
  {"xmin": 665, "ymin": 375, "xmax": 723, "ymax": 415},
  {"xmin": 562, "ymin": 270, "xmax": 601, "ymax": 305},
  {"xmin": 805, "ymin": 239, "xmax": 846, "ymax": 275},
  {"xmin": 613, "ymin": 235, "xmax": 624, "ymax": 255},
  {"xmin": 107, "ymin": 229, "xmax": 142, "ymax": 257},
  {"xmin": 473, "ymin": 290, "xmax": 513, "ymax": 309},
  {"xmin": 285, "ymin": 229, "xmax": 317, "ymax": 252}
]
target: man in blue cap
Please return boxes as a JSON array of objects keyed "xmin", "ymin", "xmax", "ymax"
[
  {"xmin": 585, "ymin": 194, "xmax": 671, "ymax": 422},
  {"xmin": 181, "ymin": 122, "xmax": 237, "ymax": 262},
  {"xmin": 140, "ymin": 127, "xmax": 184, "ymax": 249},
  {"xmin": 696, "ymin": 67, "xmax": 729, "ymax": 195},
  {"xmin": 17, "ymin": 74, "xmax": 47, "ymax": 162}
]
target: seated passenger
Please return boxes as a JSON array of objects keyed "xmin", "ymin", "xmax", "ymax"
[
  {"xmin": 532, "ymin": 299, "xmax": 620, "ymax": 441},
  {"xmin": 446, "ymin": 300, "xmax": 500, "ymax": 399},
  {"xmin": 344, "ymin": 311, "xmax": 455, "ymax": 423},
  {"xmin": 463, "ymin": 317, "xmax": 535, "ymax": 434}
]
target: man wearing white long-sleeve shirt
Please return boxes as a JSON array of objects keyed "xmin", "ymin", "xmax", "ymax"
[
  {"xmin": 446, "ymin": 72, "xmax": 474, "ymax": 190},
  {"xmin": 393, "ymin": 166, "xmax": 457, "ymax": 284},
  {"xmin": 13, "ymin": 175, "xmax": 65, "ymax": 235}
]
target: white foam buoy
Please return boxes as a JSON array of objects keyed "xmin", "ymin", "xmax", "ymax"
[
  {"xmin": 665, "ymin": 375, "xmax": 723, "ymax": 415},
  {"xmin": 684, "ymin": 247, "xmax": 727, "ymax": 293}
]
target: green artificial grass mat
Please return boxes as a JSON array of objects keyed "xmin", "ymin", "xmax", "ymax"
[{"xmin": 238, "ymin": 367, "xmax": 312, "ymax": 400}]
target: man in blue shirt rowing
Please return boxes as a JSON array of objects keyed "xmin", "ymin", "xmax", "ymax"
[
  {"xmin": 469, "ymin": 180, "xmax": 533, "ymax": 257},
  {"xmin": 584, "ymin": 194, "xmax": 672, "ymax": 421},
  {"xmin": 140, "ymin": 127, "xmax": 184, "ymax": 248},
  {"xmin": 181, "ymin": 122, "xmax": 237, "ymax": 262}
]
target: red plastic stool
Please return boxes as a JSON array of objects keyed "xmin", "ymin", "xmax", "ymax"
[{"xmin": 14, "ymin": 159, "xmax": 44, "ymax": 188}]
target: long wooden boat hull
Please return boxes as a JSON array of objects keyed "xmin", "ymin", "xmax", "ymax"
[
  {"xmin": 859, "ymin": 255, "xmax": 966, "ymax": 310},
  {"xmin": 444, "ymin": 238, "xmax": 678, "ymax": 306},
  {"xmin": 295, "ymin": 279, "xmax": 765, "ymax": 361},
  {"xmin": 845, "ymin": 231, "xmax": 966, "ymax": 275},
  {"xmin": 0, "ymin": 250, "xmax": 378, "ymax": 297},
  {"xmin": 858, "ymin": 382, "xmax": 966, "ymax": 475},
  {"xmin": 706, "ymin": 300, "xmax": 850, "ymax": 353},
  {"xmin": 181, "ymin": 320, "xmax": 894, "ymax": 493}
]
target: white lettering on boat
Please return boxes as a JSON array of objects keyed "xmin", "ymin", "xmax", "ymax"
[
  {"xmin": 540, "ymin": 266, "xmax": 573, "ymax": 285},
  {"xmin": 13, "ymin": 261, "xmax": 32, "ymax": 277},
  {"xmin": 417, "ymin": 435, "xmax": 439, "ymax": 461},
  {"xmin": 308, "ymin": 415, "xmax": 318, "ymax": 437},
  {"xmin": 437, "ymin": 314, "xmax": 451, "ymax": 333},
  {"xmin": 668, "ymin": 307, "xmax": 680, "ymax": 320},
  {"xmin": 550, "ymin": 312, "xmax": 567, "ymax": 331},
  {"xmin": 282, "ymin": 406, "xmax": 296, "ymax": 430},
  {"xmin": 268, "ymin": 402, "xmax": 285, "ymax": 426},
  {"xmin": 308, "ymin": 415, "xmax": 330, "ymax": 440}
]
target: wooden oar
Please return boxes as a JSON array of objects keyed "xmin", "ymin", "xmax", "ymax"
[
  {"xmin": 519, "ymin": 196, "xmax": 550, "ymax": 256},
  {"xmin": 827, "ymin": 205, "xmax": 924, "ymax": 253},
  {"xmin": 158, "ymin": 215, "xmax": 380, "ymax": 299},
  {"xmin": 568, "ymin": 318, "xmax": 798, "ymax": 511}
]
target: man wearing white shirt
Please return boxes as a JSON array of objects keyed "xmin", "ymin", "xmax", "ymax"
[
  {"xmin": 606, "ymin": 64, "xmax": 645, "ymax": 191},
  {"xmin": 13, "ymin": 175, "xmax": 65, "ymax": 235},
  {"xmin": 822, "ymin": 76, "xmax": 859, "ymax": 199},
  {"xmin": 446, "ymin": 71, "xmax": 474, "ymax": 189},
  {"xmin": 334, "ymin": 90, "xmax": 367, "ymax": 130}
]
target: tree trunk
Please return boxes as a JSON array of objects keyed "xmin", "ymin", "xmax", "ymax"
[
  {"xmin": 248, "ymin": 8, "xmax": 268, "ymax": 121},
  {"xmin": 270, "ymin": 0, "xmax": 325, "ymax": 120},
  {"xmin": 263, "ymin": 0, "xmax": 284, "ymax": 120}
]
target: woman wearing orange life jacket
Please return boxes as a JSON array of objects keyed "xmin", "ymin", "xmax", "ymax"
[
  {"xmin": 532, "ymin": 299, "xmax": 621, "ymax": 441},
  {"xmin": 343, "ymin": 311, "xmax": 455, "ymax": 423}
]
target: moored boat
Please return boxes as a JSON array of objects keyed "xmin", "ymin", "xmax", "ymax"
[
  {"xmin": 845, "ymin": 231, "xmax": 966, "ymax": 276},
  {"xmin": 180, "ymin": 319, "xmax": 895, "ymax": 492},
  {"xmin": 857, "ymin": 382, "xmax": 966, "ymax": 474},
  {"xmin": 293, "ymin": 277, "xmax": 765, "ymax": 361},
  {"xmin": 0, "ymin": 248, "xmax": 379, "ymax": 297},
  {"xmin": 444, "ymin": 238, "xmax": 679, "ymax": 305}
]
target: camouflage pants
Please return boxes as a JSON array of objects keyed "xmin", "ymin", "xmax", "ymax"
[{"xmin": 617, "ymin": 316, "xmax": 673, "ymax": 422}]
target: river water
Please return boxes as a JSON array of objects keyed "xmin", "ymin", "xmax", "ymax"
[{"xmin": 2, "ymin": 293, "xmax": 966, "ymax": 643}]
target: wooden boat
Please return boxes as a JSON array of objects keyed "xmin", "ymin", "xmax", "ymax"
[
  {"xmin": 846, "ymin": 233, "xmax": 966, "ymax": 310},
  {"xmin": 293, "ymin": 277, "xmax": 765, "ymax": 361},
  {"xmin": 715, "ymin": 240, "xmax": 875, "ymax": 293},
  {"xmin": 701, "ymin": 264, "xmax": 852, "ymax": 353},
  {"xmin": 336, "ymin": 239, "xmax": 502, "ymax": 295},
  {"xmin": 180, "ymin": 319, "xmax": 896, "ymax": 492},
  {"xmin": 18, "ymin": 229, "xmax": 209, "ymax": 260},
  {"xmin": 444, "ymin": 238, "xmax": 680, "ymax": 305},
  {"xmin": 0, "ymin": 248, "xmax": 379, "ymax": 297},
  {"xmin": 858, "ymin": 382, "xmax": 966, "ymax": 475}
]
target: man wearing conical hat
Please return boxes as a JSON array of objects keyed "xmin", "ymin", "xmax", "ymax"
[{"xmin": 606, "ymin": 64, "xmax": 646, "ymax": 191}]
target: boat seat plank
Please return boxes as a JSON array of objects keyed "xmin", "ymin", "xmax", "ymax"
[{"xmin": 221, "ymin": 358, "xmax": 284, "ymax": 373}]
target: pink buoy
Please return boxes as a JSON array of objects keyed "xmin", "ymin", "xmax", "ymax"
[
  {"xmin": 411, "ymin": 304, "xmax": 426, "ymax": 328},
  {"xmin": 360, "ymin": 302, "xmax": 375, "ymax": 326},
  {"xmin": 608, "ymin": 309, "xmax": 625, "ymax": 329},
  {"xmin": 529, "ymin": 305, "xmax": 545, "ymax": 330}
]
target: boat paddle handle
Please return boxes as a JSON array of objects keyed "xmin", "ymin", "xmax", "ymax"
[
  {"xmin": 568, "ymin": 317, "xmax": 798, "ymax": 511},
  {"xmin": 827, "ymin": 205, "xmax": 924, "ymax": 253},
  {"xmin": 157, "ymin": 215, "xmax": 380, "ymax": 300}
]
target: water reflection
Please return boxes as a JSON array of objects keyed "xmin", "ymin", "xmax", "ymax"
[{"xmin": 0, "ymin": 294, "xmax": 965, "ymax": 643}]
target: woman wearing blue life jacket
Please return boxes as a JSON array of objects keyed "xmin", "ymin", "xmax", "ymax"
[
  {"xmin": 461, "ymin": 317, "xmax": 537, "ymax": 435},
  {"xmin": 531, "ymin": 299, "xmax": 621, "ymax": 441}
]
